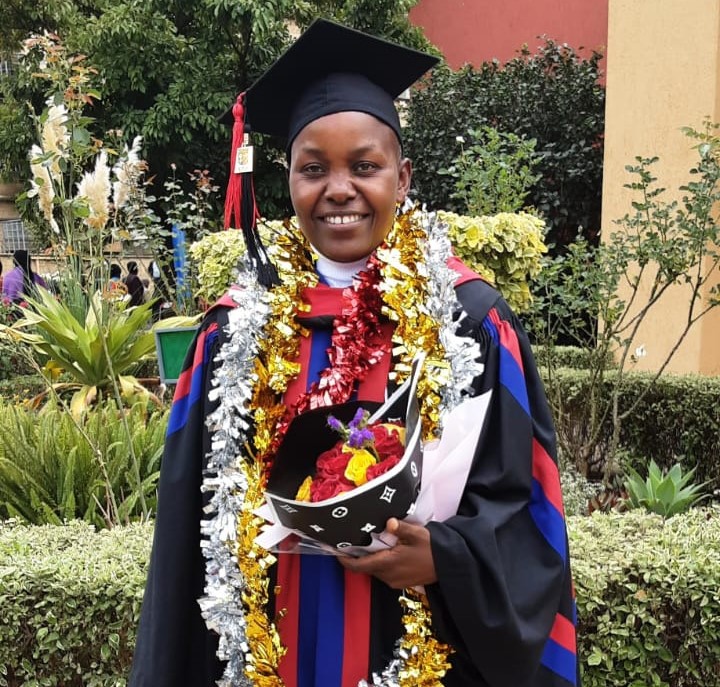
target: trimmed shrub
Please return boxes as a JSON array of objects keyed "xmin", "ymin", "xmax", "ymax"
[
  {"xmin": 0, "ymin": 519, "xmax": 150, "ymax": 687},
  {"xmin": 547, "ymin": 368, "xmax": 720, "ymax": 485},
  {"xmin": 560, "ymin": 463, "xmax": 601, "ymax": 516},
  {"xmin": 188, "ymin": 220, "xmax": 282, "ymax": 305},
  {"xmin": 442, "ymin": 210, "xmax": 546, "ymax": 312},
  {"xmin": 571, "ymin": 508, "xmax": 720, "ymax": 686},
  {"xmin": 533, "ymin": 345, "xmax": 615, "ymax": 371},
  {"xmin": 2, "ymin": 510, "xmax": 720, "ymax": 685}
]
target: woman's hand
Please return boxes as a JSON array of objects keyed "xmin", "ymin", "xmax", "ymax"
[{"xmin": 338, "ymin": 518, "xmax": 437, "ymax": 588}]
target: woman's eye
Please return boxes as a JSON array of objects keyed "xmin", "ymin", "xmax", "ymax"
[
  {"xmin": 301, "ymin": 163, "xmax": 324, "ymax": 175},
  {"xmin": 355, "ymin": 161, "xmax": 377, "ymax": 173}
]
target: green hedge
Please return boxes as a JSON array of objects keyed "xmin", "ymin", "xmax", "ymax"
[
  {"xmin": 532, "ymin": 345, "xmax": 615, "ymax": 370},
  {"xmin": 572, "ymin": 508, "xmax": 720, "ymax": 686},
  {"xmin": 547, "ymin": 368, "xmax": 720, "ymax": 485},
  {"xmin": 0, "ymin": 520, "xmax": 150, "ymax": 687},
  {"xmin": 2, "ymin": 510, "xmax": 720, "ymax": 686}
]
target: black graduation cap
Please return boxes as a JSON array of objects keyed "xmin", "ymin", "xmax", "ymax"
[
  {"xmin": 222, "ymin": 19, "xmax": 439, "ymax": 287},
  {"xmin": 244, "ymin": 19, "xmax": 439, "ymax": 145}
]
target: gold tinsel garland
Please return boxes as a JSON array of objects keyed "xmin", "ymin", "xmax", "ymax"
[{"xmin": 237, "ymin": 209, "xmax": 452, "ymax": 686}]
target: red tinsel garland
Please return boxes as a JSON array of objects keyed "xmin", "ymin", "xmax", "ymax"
[{"xmin": 260, "ymin": 261, "xmax": 390, "ymax": 464}]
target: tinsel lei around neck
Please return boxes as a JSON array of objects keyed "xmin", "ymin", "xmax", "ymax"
[{"xmin": 198, "ymin": 204, "xmax": 484, "ymax": 687}]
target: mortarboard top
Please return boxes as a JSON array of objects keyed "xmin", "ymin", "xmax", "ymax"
[{"xmin": 243, "ymin": 19, "xmax": 439, "ymax": 144}]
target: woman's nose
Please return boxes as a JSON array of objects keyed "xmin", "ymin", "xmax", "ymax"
[{"xmin": 324, "ymin": 171, "xmax": 357, "ymax": 202}]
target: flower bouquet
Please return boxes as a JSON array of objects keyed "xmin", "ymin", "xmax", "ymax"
[
  {"xmin": 293, "ymin": 409, "xmax": 406, "ymax": 503},
  {"xmin": 259, "ymin": 359, "xmax": 423, "ymax": 554}
]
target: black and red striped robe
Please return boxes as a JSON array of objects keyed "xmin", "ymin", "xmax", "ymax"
[{"xmin": 129, "ymin": 260, "xmax": 579, "ymax": 687}]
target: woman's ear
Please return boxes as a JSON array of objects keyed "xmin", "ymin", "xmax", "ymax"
[{"xmin": 396, "ymin": 157, "xmax": 412, "ymax": 203}]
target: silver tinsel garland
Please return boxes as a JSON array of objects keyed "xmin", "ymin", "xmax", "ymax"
[
  {"xmin": 198, "ymin": 269, "xmax": 270, "ymax": 687},
  {"xmin": 421, "ymin": 209, "xmax": 484, "ymax": 419}
]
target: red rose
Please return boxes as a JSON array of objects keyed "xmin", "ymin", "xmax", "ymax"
[
  {"xmin": 315, "ymin": 442, "xmax": 352, "ymax": 478},
  {"xmin": 370, "ymin": 424, "xmax": 404, "ymax": 462},
  {"xmin": 310, "ymin": 473, "xmax": 355, "ymax": 502},
  {"xmin": 365, "ymin": 454, "xmax": 401, "ymax": 481}
]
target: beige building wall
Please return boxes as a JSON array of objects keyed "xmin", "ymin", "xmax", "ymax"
[{"xmin": 603, "ymin": 0, "xmax": 720, "ymax": 375}]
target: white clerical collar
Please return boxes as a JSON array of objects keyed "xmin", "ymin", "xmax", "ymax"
[{"xmin": 314, "ymin": 253, "xmax": 370, "ymax": 288}]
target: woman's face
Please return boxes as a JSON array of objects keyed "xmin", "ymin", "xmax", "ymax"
[{"xmin": 289, "ymin": 111, "xmax": 411, "ymax": 263}]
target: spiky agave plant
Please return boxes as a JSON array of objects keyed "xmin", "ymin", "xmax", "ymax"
[{"xmin": 624, "ymin": 460, "xmax": 709, "ymax": 518}]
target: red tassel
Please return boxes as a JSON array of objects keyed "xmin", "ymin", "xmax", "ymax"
[
  {"xmin": 222, "ymin": 92, "xmax": 279, "ymax": 287},
  {"xmin": 223, "ymin": 93, "xmax": 246, "ymax": 230}
]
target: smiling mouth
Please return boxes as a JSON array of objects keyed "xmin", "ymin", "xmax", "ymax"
[{"xmin": 321, "ymin": 214, "xmax": 366, "ymax": 225}]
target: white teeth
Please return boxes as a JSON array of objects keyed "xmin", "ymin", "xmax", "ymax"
[{"xmin": 325, "ymin": 214, "xmax": 362, "ymax": 225}]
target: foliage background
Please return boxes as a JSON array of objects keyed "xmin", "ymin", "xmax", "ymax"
[
  {"xmin": 0, "ymin": 0, "xmax": 433, "ymax": 220},
  {"xmin": 2, "ymin": 510, "xmax": 719, "ymax": 686},
  {"xmin": 404, "ymin": 41, "xmax": 605, "ymax": 249}
]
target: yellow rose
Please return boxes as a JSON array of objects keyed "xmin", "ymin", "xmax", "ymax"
[
  {"xmin": 295, "ymin": 475, "xmax": 313, "ymax": 502},
  {"xmin": 344, "ymin": 448, "xmax": 377, "ymax": 486}
]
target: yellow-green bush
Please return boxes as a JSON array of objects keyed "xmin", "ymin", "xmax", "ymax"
[
  {"xmin": 188, "ymin": 220, "xmax": 282, "ymax": 305},
  {"xmin": 442, "ymin": 210, "xmax": 547, "ymax": 312},
  {"xmin": 189, "ymin": 212, "xmax": 547, "ymax": 313},
  {"xmin": 3, "ymin": 509, "xmax": 720, "ymax": 685}
]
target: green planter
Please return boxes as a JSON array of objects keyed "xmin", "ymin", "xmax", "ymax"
[{"xmin": 154, "ymin": 326, "xmax": 199, "ymax": 384}]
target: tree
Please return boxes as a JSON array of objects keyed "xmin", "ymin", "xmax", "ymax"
[
  {"xmin": 528, "ymin": 123, "xmax": 720, "ymax": 478},
  {"xmin": 0, "ymin": 0, "xmax": 432, "ymax": 221},
  {"xmin": 404, "ymin": 40, "xmax": 605, "ymax": 250}
]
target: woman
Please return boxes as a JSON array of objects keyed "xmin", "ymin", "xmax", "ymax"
[
  {"xmin": 130, "ymin": 20, "xmax": 578, "ymax": 687},
  {"xmin": 1, "ymin": 250, "xmax": 47, "ymax": 302},
  {"xmin": 124, "ymin": 260, "xmax": 145, "ymax": 307}
]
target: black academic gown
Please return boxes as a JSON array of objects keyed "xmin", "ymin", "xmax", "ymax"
[{"xmin": 129, "ymin": 276, "xmax": 579, "ymax": 687}]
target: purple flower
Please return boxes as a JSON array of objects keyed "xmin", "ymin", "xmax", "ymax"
[
  {"xmin": 327, "ymin": 415, "xmax": 344, "ymax": 432},
  {"xmin": 349, "ymin": 407, "xmax": 368, "ymax": 430},
  {"xmin": 348, "ymin": 427, "xmax": 374, "ymax": 448}
]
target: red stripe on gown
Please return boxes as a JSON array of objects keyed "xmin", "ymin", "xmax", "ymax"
[{"xmin": 276, "ymin": 283, "xmax": 394, "ymax": 686}]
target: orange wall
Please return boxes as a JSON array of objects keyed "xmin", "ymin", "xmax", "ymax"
[
  {"xmin": 601, "ymin": 0, "xmax": 720, "ymax": 376},
  {"xmin": 410, "ymin": 0, "xmax": 608, "ymax": 67}
]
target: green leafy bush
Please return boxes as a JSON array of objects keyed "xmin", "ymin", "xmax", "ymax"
[
  {"xmin": 533, "ymin": 345, "xmax": 615, "ymax": 371},
  {"xmin": 560, "ymin": 463, "xmax": 601, "ymax": 516},
  {"xmin": 442, "ymin": 210, "xmax": 546, "ymax": 312},
  {"xmin": 0, "ymin": 374, "xmax": 47, "ymax": 403},
  {"xmin": 188, "ymin": 220, "xmax": 283, "ymax": 304},
  {"xmin": 0, "ymin": 519, "xmax": 150, "ymax": 687},
  {"xmin": 440, "ymin": 126, "xmax": 541, "ymax": 216},
  {"xmin": 0, "ymin": 302, "xmax": 34, "ymax": 381},
  {"xmin": 571, "ymin": 508, "xmax": 720, "ymax": 686},
  {"xmin": 405, "ymin": 40, "xmax": 605, "ymax": 247},
  {"xmin": 3, "ymin": 510, "xmax": 720, "ymax": 685},
  {"xmin": 0, "ymin": 402, "xmax": 168, "ymax": 527}
]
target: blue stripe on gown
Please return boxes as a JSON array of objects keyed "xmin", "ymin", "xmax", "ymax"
[{"xmin": 298, "ymin": 325, "xmax": 346, "ymax": 687}]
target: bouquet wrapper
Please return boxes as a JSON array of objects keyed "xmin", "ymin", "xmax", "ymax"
[
  {"xmin": 256, "ymin": 358, "xmax": 424, "ymax": 556},
  {"xmin": 408, "ymin": 390, "xmax": 493, "ymax": 526}
]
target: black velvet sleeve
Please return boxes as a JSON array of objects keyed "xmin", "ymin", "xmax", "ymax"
[
  {"xmin": 129, "ymin": 309, "xmax": 230, "ymax": 687},
  {"xmin": 426, "ymin": 280, "xmax": 577, "ymax": 687}
]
